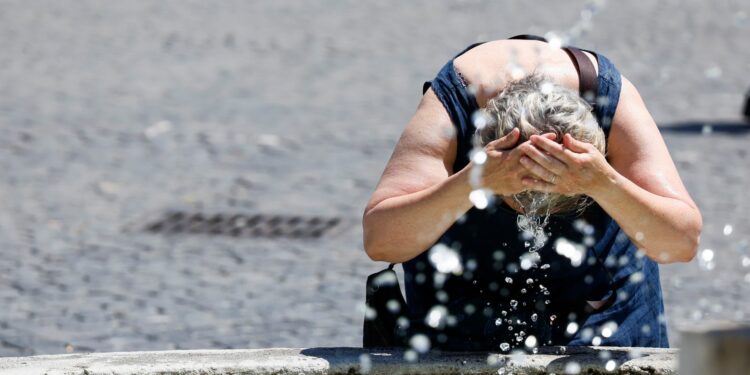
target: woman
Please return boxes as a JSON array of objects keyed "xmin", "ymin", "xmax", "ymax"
[{"xmin": 362, "ymin": 36, "xmax": 701, "ymax": 350}]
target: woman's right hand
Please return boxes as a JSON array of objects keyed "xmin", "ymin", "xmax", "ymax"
[{"xmin": 478, "ymin": 129, "xmax": 557, "ymax": 196}]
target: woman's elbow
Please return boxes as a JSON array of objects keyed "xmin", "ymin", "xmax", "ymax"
[
  {"xmin": 679, "ymin": 210, "xmax": 703, "ymax": 263},
  {"xmin": 363, "ymin": 234, "xmax": 387, "ymax": 262},
  {"xmin": 657, "ymin": 214, "xmax": 702, "ymax": 264},
  {"xmin": 362, "ymin": 213, "xmax": 390, "ymax": 262}
]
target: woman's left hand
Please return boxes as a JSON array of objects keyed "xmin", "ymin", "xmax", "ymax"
[{"xmin": 517, "ymin": 133, "xmax": 616, "ymax": 197}]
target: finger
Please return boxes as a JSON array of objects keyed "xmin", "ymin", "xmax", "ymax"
[
  {"xmin": 563, "ymin": 133, "xmax": 591, "ymax": 153},
  {"xmin": 489, "ymin": 128, "xmax": 520, "ymax": 150},
  {"xmin": 540, "ymin": 132, "xmax": 557, "ymax": 141},
  {"xmin": 519, "ymin": 156, "xmax": 559, "ymax": 183},
  {"xmin": 520, "ymin": 142, "xmax": 568, "ymax": 174},
  {"xmin": 521, "ymin": 177, "xmax": 556, "ymax": 193},
  {"xmin": 529, "ymin": 134, "xmax": 577, "ymax": 163}
]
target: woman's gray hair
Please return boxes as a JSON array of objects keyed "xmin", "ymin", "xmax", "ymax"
[{"xmin": 476, "ymin": 72, "xmax": 605, "ymax": 215}]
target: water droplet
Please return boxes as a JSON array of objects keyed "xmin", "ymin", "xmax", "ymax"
[
  {"xmin": 144, "ymin": 120, "xmax": 173, "ymax": 139},
  {"xmin": 410, "ymin": 334, "xmax": 431, "ymax": 353},
  {"xmin": 531, "ymin": 313, "xmax": 538, "ymax": 322},
  {"xmin": 550, "ymin": 315, "xmax": 557, "ymax": 322},
  {"xmin": 495, "ymin": 318, "xmax": 503, "ymax": 326},
  {"xmin": 469, "ymin": 189, "xmax": 492, "ymax": 210},
  {"xmin": 362, "ymin": 304, "xmax": 377, "ymax": 320},
  {"xmin": 605, "ymin": 360, "xmax": 617, "ymax": 372},
  {"xmin": 742, "ymin": 256, "xmax": 750, "ymax": 268},
  {"xmin": 464, "ymin": 304, "xmax": 476, "ymax": 315},
  {"xmin": 436, "ymin": 290, "xmax": 449, "ymax": 303},
  {"xmin": 505, "ymin": 277, "xmax": 513, "ymax": 284},
  {"xmin": 425, "ymin": 305, "xmax": 448, "ymax": 329},
  {"xmin": 387, "ymin": 299, "xmax": 401, "ymax": 313},
  {"xmin": 544, "ymin": 32, "xmax": 564, "ymax": 49},
  {"xmin": 564, "ymin": 361, "xmax": 581, "ymax": 374},
  {"xmin": 404, "ymin": 349, "xmax": 418, "ymax": 362},
  {"xmin": 501, "ymin": 310, "xmax": 508, "ymax": 316},
  {"xmin": 555, "ymin": 238, "xmax": 585, "ymax": 267},
  {"xmin": 704, "ymin": 66, "xmax": 722, "ymax": 79},
  {"xmin": 540, "ymin": 264, "xmax": 551, "ymax": 270},
  {"xmin": 524, "ymin": 335, "xmax": 538, "ymax": 348},
  {"xmin": 699, "ymin": 248, "xmax": 715, "ymax": 271},
  {"xmin": 510, "ymin": 300, "xmax": 518, "ymax": 309},
  {"xmin": 723, "ymin": 224, "xmax": 733, "ymax": 236},
  {"xmin": 429, "ymin": 244, "xmax": 463, "ymax": 274},
  {"xmin": 472, "ymin": 111, "xmax": 491, "ymax": 130},
  {"xmin": 471, "ymin": 150, "xmax": 488, "ymax": 165},
  {"xmin": 629, "ymin": 271, "xmax": 645, "ymax": 283},
  {"xmin": 520, "ymin": 251, "xmax": 541, "ymax": 270},
  {"xmin": 511, "ymin": 67, "xmax": 525, "ymax": 80},
  {"xmin": 592, "ymin": 336, "xmax": 602, "ymax": 346},
  {"xmin": 566, "ymin": 322, "xmax": 579, "ymax": 335},
  {"xmin": 500, "ymin": 342, "xmax": 510, "ymax": 351},
  {"xmin": 635, "ymin": 232, "xmax": 644, "ymax": 241},
  {"xmin": 702, "ymin": 124, "xmax": 713, "ymax": 135},
  {"xmin": 359, "ymin": 354, "xmax": 372, "ymax": 373},
  {"xmin": 526, "ymin": 278, "xmax": 534, "ymax": 285},
  {"xmin": 520, "ymin": 288, "xmax": 527, "ymax": 294},
  {"xmin": 539, "ymin": 81, "xmax": 554, "ymax": 95}
]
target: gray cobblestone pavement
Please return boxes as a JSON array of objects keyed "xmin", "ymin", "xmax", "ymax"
[{"xmin": 1, "ymin": 0, "xmax": 749, "ymax": 356}]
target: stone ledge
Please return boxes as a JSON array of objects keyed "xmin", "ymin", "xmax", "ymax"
[{"xmin": 0, "ymin": 347, "xmax": 677, "ymax": 375}]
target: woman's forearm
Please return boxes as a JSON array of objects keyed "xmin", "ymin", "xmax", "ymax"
[
  {"xmin": 589, "ymin": 169, "xmax": 702, "ymax": 263},
  {"xmin": 363, "ymin": 164, "xmax": 476, "ymax": 263}
]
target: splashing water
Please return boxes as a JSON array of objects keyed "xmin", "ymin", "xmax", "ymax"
[
  {"xmin": 605, "ymin": 360, "xmax": 617, "ymax": 372},
  {"xmin": 524, "ymin": 335, "xmax": 537, "ymax": 349},
  {"xmin": 410, "ymin": 334, "xmax": 431, "ymax": 353},
  {"xmin": 565, "ymin": 361, "xmax": 581, "ymax": 374},
  {"xmin": 428, "ymin": 244, "xmax": 463, "ymax": 274},
  {"xmin": 555, "ymin": 238, "xmax": 585, "ymax": 267},
  {"xmin": 515, "ymin": 195, "xmax": 552, "ymax": 251},
  {"xmin": 698, "ymin": 248, "xmax": 715, "ymax": 271},
  {"xmin": 359, "ymin": 354, "xmax": 372, "ymax": 373},
  {"xmin": 566, "ymin": 322, "xmax": 579, "ymax": 335},
  {"xmin": 470, "ymin": 189, "xmax": 492, "ymax": 210},
  {"xmin": 425, "ymin": 305, "xmax": 448, "ymax": 329}
]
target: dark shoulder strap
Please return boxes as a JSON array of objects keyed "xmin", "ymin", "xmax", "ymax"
[
  {"xmin": 562, "ymin": 47, "xmax": 598, "ymax": 107},
  {"xmin": 507, "ymin": 35, "xmax": 597, "ymax": 107},
  {"xmin": 508, "ymin": 34, "xmax": 548, "ymax": 42},
  {"xmin": 453, "ymin": 42, "xmax": 487, "ymax": 58}
]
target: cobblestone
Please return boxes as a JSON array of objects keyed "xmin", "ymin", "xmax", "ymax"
[{"xmin": 1, "ymin": 0, "xmax": 749, "ymax": 357}]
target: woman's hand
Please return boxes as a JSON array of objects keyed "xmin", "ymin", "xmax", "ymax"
[
  {"xmin": 518, "ymin": 133, "xmax": 616, "ymax": 196},
  {"xmin": 480, "ymin": 129, "xmax": 557, "ymax": 196}
]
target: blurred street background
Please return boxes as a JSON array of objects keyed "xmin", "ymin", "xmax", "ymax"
[{"xmin": 1, "ymin": 0, "xmax": 749, "ymax": 356}]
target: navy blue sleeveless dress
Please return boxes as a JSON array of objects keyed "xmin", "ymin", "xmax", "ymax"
[{"xmin": 401, "ymin": 41, "xmax": 669, "ymax": 350}]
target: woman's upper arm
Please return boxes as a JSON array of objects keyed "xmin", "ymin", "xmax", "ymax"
[
  {"xmin": 364, "ymin": 88, "xmax": 457, "ymax": 214},
  {"xmin": 607, "ymin": 76, "xmax": 697, "ymax": 209}
]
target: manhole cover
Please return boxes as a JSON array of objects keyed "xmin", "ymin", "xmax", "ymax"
[{"xmin": 142, "ymin": 211, "xmax": 344, "ymax": 239}]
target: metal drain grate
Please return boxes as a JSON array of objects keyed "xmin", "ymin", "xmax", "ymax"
[{"xmin": 143, "ymin": 211, "xmax": 343, "ymax": 239}]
